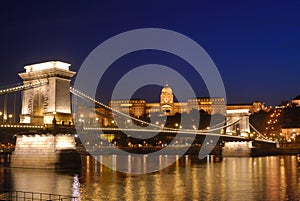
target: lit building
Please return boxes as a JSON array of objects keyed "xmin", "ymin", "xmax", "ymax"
[
  {"xmin": 188, "ymin": 97, "xmax": 226, "ymax": 114},
  {"xmin": 75, "ymin": 105, "xmax": 114, "ymax": 127},
  {"xmin": 109, "ymin": 83, "xmax": 226, "ymax": 117},
  {"xmin": 281, "ymin": 127, "xmax": 300, "ymax": 142},
  {"xmin": 109, "ymin": 83, "xmax": 266, "ymax": 118},
  {"xmin": 109, "ymin": 99, "xmax": 146, "ymax": 118},
  {"xmin": 292, "ymin": 95, "xmax": 300, "ymax": 106},
  {"xmin": 226, "ymin": 102, "xmax": 265, "ymax": 113}
]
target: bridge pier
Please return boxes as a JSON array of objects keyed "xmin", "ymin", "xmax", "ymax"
[
  {"xmin": 222, "ymin": 140, "xmax": 279, "ymax": 157},
  {"xmin": 10, "ymin": 134, "xmax": 81, "ymax": 169}
]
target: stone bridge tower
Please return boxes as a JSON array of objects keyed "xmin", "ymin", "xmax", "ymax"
[
  {"xmin": 226, "ymin": 109, "xmax": 250, "ymax": 137},
  {"xmin": 19, "ymin": 61, "xmax": 76, "ymax": 125}
]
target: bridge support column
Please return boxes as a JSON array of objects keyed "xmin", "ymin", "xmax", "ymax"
[
  {"xmin": 3, "ymin": 95, "xmax": 7, "ymax": 122},
  {"xmin": 10, "ymin": 134, "xmax": 81, "ymax": 169},
  {"xmin": 226, "ymin": 109, "xmax": 250, "ymax": 137}
]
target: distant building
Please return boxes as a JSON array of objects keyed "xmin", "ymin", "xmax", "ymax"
[
  {"xmin": 109, "ymin": 99, "xmax": 146, "ymax": 118},
  {"xmin": 109, "ymin": 83, "xmax": 188, "ymax": 116},
  {"xmin": 292, "ymin": 95, "xmax": 300, "ymax": 106},
  {"xmin": 226, "ymin": 102, "xmax": 265, "ymax": 114},
  {"xmin": 281, "ymin": 127, "xmax": 300, "ymax": 142},
  {"xmin": 75, "ymin": 105, "xmax": 113, "ymax": 127},
  {"xmin": 188, "ymin": 97, "xmax": 226, "ymax": 114},
  {"xmin": 109, "ymin": 83, "xmax": 265, "ymax": 118}
]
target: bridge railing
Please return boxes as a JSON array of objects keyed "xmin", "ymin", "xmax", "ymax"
[{"xmin": 0, "ymin": 190, "xmax": 78, "ymax": 201}]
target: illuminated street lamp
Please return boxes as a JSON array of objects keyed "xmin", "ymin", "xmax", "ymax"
[
  {"xmin": 111, "ymin": 120, "xmax": 115, "ymax": 127},
  {"xmin": 95, "ymin": 117, "xmax": 99, "ymax": 125},
  {"xmin": 52, "ymin": 112, "xmax": 57, "ymax": 127},
  {"xmin": 8, "ymin": 114, "xmax": 12, "ymax": 123}
]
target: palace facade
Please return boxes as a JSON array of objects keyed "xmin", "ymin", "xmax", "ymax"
[{"xmin": 109, "ymin": 83, "xmax": 265, "ymax": 117}]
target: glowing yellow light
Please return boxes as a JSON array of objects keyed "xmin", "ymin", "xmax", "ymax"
[
  {"xmin": 55, "ymin": 135, "xmax": 76, "ymax": 150},
  {"xmin": 226, "ymin": 109, "xmax": 250, "ymax": 114},
  {"xmin": 24, "ymin": 61, "xmax": 71, "ymax": 72},
  {"xmin": 120, "ymin": 103, "xmax": 132, "ymax": 107}
]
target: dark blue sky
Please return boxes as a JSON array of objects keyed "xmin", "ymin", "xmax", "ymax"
[{"xmin": 0, "ymin": 0, "xmax": 300, "ymax": 106}]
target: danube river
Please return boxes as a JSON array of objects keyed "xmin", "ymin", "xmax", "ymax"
[{"xmin": 1, "ymin": 155, "xmax": 300, "ymax": 200}]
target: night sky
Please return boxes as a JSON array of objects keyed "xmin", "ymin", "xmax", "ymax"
[{"xmin": 1, "ymin": 1, "xmax": 300, "ymax": 107}]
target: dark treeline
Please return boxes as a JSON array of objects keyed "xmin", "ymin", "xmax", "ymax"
[{"xmin": 112, "ymin": 109, "xmax": 225, "ymax": 148}]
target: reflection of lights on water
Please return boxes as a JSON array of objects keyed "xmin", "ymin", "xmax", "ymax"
[
  {"xmin": 128, "ymin": 155, "xmax": 131, "ymax": 173},
  {"xmin": 112, "ymin": 155, "xmax": 117, "ymax": 170},
  {"xmin": 72, "ymin": 174, "xmax": 80, "ymax": 198}
]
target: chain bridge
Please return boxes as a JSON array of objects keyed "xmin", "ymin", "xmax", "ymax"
[{"xmin": 0, "ymin": 61, "xmax": 278, "ymax": 168}]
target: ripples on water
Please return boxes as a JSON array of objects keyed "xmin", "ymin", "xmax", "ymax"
[{"xmin": 1, "ymin": 155, "xmax": 300, "ymax": 201}]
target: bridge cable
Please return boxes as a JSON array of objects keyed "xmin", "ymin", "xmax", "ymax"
[
  {"xmin": 249, "ymin": 123, "xmax": 270, "ymax": 141},
  {"xmin": 70, "ymin": 87, "xmax": 241, "ymax": 134},
  {"xmin": 0, "ymin": 80, "xmax": 49, "ymax": 96}
]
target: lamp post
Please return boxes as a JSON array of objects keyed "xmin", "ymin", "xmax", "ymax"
[
  {"xmin": 8, "ymin": 114, "xmax": 12, "ymax": 123},
  {"xmin": 52, "ymin": 112, "xmax": 57, "ymax": 128},
  {"xmin": 79, "ymin": 114, "xmax": 84, "ymax": 126}
]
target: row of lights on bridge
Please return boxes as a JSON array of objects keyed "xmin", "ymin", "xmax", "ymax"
[
  {"xmin": 0, "ymin": 81, "xmax": 48, "ymax": 94},
  {"xmin": 79, "ymin": 116, "xmax": 215, "ymax": 132},
  {"xmin": 0, "ymin": 112, "xmax": 13, "ymax": 121},
  {"xmin": 0, "ymin": 124, "xmax": 44, "ymax": 128}
]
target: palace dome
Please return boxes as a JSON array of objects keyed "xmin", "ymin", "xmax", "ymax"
[{"xmin": 162, "ymin": 83, "xmax": 172, "ymax": 94}]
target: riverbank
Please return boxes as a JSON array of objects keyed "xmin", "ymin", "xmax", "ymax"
[{"xmin": 1, "ymin": 144, "xmax": 300, "ymax": 162}]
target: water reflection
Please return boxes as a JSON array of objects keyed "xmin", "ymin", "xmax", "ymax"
[
  {"xmin": 80, "ymin": 155, "xmax": 300, "ymax": 200},
  {"xmin": 11, "ymin": 168, "xmax": 77, "ymax": 195},
  {"xmin": 0, "ymin": 155, "xmax": 300, "ymax": 200}
]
